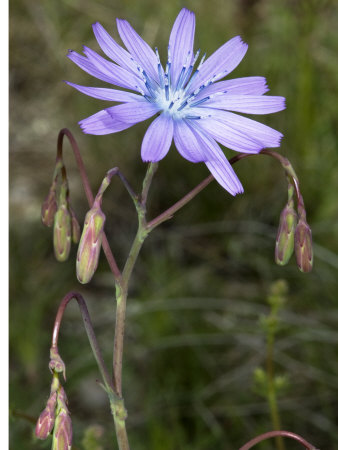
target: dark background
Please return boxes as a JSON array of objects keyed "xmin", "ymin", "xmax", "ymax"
[{"xmin": 10, "ymin": 0, "xmax": 338, "ymax": 448}]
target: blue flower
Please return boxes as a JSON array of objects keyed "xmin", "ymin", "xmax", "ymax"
[{"xmin": 66, "ymin": 8, "xmax": 285, "ymax": 195}]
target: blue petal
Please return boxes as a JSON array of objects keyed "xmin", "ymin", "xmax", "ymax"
[
  {"xmin": 141, "ymin": 114, "xmax": 173, "ymax": 162},
  {"xmin": 198, "ymin": 109, "xmax": 283, "ymax": 152},
  {"xmin": 173, "ymin": 120, "xmax": 206, "ymax": 162},
  {"xmin": 92, "ymin": 22, "xmax": 140, "ymax": 75},
  {"xmin": 190, "ymin": 125, "xmax": 244, "ymax": 195},
  {"xmin": 188, "ymin": 36, "xmax": 248, "ymax": 93},
  {"xmin": 65, "ymin": 81, "xmax": 145, "ymax": 102},
  {"xmin": 202, "ymin": 95, "xmax": 286, "ymax": 114},
  {"xmin": 67, "ymin": 50, "xmax": 121, "ymax": 85},
  {"xmin": 169, "ymin": 8, "xmax": 196, "ymax": 87},
  {"xmin": 105, "ymin": 102, "xmax": 160, "ymax": 124},
  {"xmin": 79, "ymin": 110, "xmax": 136, "ymax": 135},
  {"xmin": 82, "ymin": 46, "xmax": 145, "ymax": 91},
  {"xmin": 194, "ymin": 76, "xmax": 269, "ymax": 98},
  {"xmin": 116, "ymin": 19, "xmax": 159, "ymax": 82}
]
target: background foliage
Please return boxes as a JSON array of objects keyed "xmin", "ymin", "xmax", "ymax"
[{"xmin": 10, "ymin": 0, "xmax": 338, "ymax": 448}]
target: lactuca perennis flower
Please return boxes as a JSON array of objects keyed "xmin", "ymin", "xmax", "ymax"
[{"xmin": 66, "ymin": 8, "xmax": 285, "ymax": 195}]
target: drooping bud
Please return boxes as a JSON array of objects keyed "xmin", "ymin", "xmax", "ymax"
[
  {"xmin": 52, "ymin": 388, "xmax": 72, "ymax": 450},
  {"xmin": 35, "ymin": 391, "xmax": 57, "ymax": 439},
  {"xmin": 53, "ymin": 184, "xmax": 72, "ymax": 262},
  {"xmin": 275, "ymin": 200, "xmax": 297, "ymax": 266},
  {"xmin": 76, "ymin": 206, "xmax": 106, "ymax": 284},
  {"xmin": 69, "ymin": 207, "xmax": 81, "ymax": 244},
  {"xmin": 76, "ymin": 168, "xmax": 118, "ymax": 284},
  {"xmin": 41, "ymin": 185, "xmax": 57, "ymax": 227},
  {"xmin": 295, "ymin": 217, "xmax": 313, "ymax": 273}
]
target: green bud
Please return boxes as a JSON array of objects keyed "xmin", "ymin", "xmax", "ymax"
[
  {"xmin": 52, "ymin": 406, "xmax": 72, "ymax": 450},
  {"xmin": 275, "ymin": 201, "xmax": 297, "ymax": 266},
  {"xmin": 41, "ymin": 187, "xmax": 57, "ymax": 227},
  {"xmin": 76, "ymin": 206, "xmax": 106, "ymax": 284},
  {"xmin": 53, "ymin": 203, "xmax": 72, "ymax": 262},
  {"xmin": 295, "ymin": 218, "xmax": 313, "ymax": 273},
  {"xmin": 52, "ymin": 387, "xmax": 72, "ymax": 450},
  {"xmin": 35, "ymin": 392, "xmax": 57, "ymax": 439}
]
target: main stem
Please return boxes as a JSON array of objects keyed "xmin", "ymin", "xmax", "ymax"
[{"xmin": 111, "ymin": 163, "xmax": 157, "ymax": 450}]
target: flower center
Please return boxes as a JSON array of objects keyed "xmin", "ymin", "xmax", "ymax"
[{"xmin": 134, "ymin": 47, "xmax": 226, "ymax": 121}]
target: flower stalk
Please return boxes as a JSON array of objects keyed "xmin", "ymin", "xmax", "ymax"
[{"xmin": 41, "ymin": 128, "xmax": 314, "ymax": 449}]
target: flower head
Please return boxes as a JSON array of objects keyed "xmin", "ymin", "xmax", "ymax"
[{"xmin": 67, "ymin": 8, "xmax": 285, "ymax": 195}]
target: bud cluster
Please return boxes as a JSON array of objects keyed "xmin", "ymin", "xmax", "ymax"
[
  {"xmin": 275, "ymin": 177, "xmax": 313, "ymax": 273},
  {"xmin": 35, "ymin": 370, "xmax": 72, "ymax": 448}
]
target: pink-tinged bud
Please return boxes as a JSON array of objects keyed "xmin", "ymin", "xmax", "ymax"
[
  {"xmin": 70, "ymin": 207, "xmax": 81, "ymax": 244},
  {"xmin": 76, "ymin": 206, "xmax": 106, "ymax": 284},
  {"xmin": 53, "ymin": 203, "xmax": 72, "ymax": 262},
  {"xmin": 275, "ymin": 202, "xmax": 297, "ymax": 265},
  {"xmin": 35, "ymin": 392, "xmax": 57, "ymax": 439},
  {"xmin": 52, "ymin": 409, "xmax": 72, "ymax": 450},
  {"xmin": 295, "ymin": 218, "xmax": 313, "ymax": 273},
  {"xmin": 41, "ymin": 187, "xmax": 57, "ymax": 227}
]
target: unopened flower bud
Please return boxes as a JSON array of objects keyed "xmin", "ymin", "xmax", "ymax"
[
  {"xmin": 70, "ymin": 207, "xmax": 81, "ymax": 244},
  {"xmin": 52, "ymin": 408, "xmax": 72, "ymax": 450},
  {"xmin": 275, "ymin": 201, "xmax": 297, "ymax": 266},
  {"xmin": 76, "ymin": 206, "xmax": 106, "ymax": 284},
  {"xmin": 53, "ymin": 203, "xmax": 72, "ymax": 262},
  {"xmin": 295, "ymin": 218, "xmax": 313, "ymax": 273},
  {"xmin": 35, "ymin": 392, "xmax": 57, "ymax": 439},
  {"xmin": 41, "ymin": 187, "xmax": 57, "ymax": 227},
  {"xmin": 49, "ymin": 347, "xmax": 66, "ymax": 380}
]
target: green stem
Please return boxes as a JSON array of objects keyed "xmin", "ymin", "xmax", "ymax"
[{"xmin": 111, "ymin": 163, "xmax": 157, "ymax": 450}]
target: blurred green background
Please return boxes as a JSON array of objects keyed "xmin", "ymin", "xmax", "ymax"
[{"xmin": 9, "ymin": 0, "xmax": 338, "ymax": 448}]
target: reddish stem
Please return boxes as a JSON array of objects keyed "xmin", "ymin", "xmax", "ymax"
[
  {"xmin": 57, "ymin": 128, "xmax": 122, "ymax": 283},
  {"xmin": 239, "ymin": 430, "xmax": 317, "ymax": 450},
  {"xmin": 51, "ymin": 291, "xmax": 115, "ymax": 392},
  {"xmin": 147, "ymin": 150, "xmax": 302, "ymax": 231}
]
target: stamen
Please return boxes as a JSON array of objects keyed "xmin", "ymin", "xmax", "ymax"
[
  {"xmin": 185, "ymin": 115, "xmax": 201, "ymax": 120},
  {"xmin": 189, "ymin": 96, "xmax": 210, "ymax": 108},
  {"xmin": 155, "ymin": 47, "xmax": 164, "ymax": 88},
  {"xmin": 174, "ymin": 51, "xmax": 191, "ymax": 92},
  {"xmin": 179, "ymin": 49, "xmax": 201, "ymax": 90},
  {"xmin": 167, "ymin": 45, "xmax": 171, "ymax": 65},
  {"xmin": 177, "ymin": 100, "xmax": 188, "ymax": 111},
  {"xmin": 164, "ymin": 73, "xmax": 170, "ymax": 101},
  {"xmin": 180, "ymin": 52, "xmax": 206, "ymax": 94},
  {"xmin": 135, "ymin": 62, "xmax": 158, "ymax": 99}
]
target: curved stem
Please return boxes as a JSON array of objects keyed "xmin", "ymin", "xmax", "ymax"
[
  {"xmin": 239, "ymin": 430, "xmax": 318, "ymax": 450},
  {"xmin": 147, "ymin": 150, "xmax": 302, "ymax": 231},
  {"xmin": 52, "ymin": 291, "xmax": 115, "ymax": 393},
  {"xmin": 57, "ymin": 128, "xmax": 122, "ymax": 283}
]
